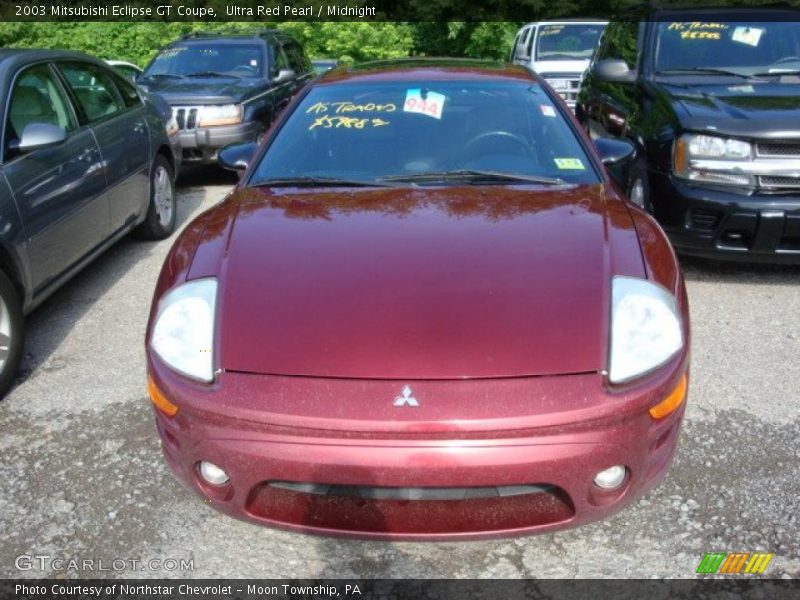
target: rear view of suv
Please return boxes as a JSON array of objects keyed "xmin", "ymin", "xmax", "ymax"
[
  {"xmin": 511, "ymin": 20, "xmax": 607, "ymax": 109},
  {"xmin": 138, "ymin": 29, "xmax": 313, "ymax": 166}
]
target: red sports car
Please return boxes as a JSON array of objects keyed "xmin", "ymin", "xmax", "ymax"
[{"xmin": 146, "ymin": 59, "xmax": 690, "ymax": 539}]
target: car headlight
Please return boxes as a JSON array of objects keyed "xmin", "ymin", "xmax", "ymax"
[
  {"xmin": 608, "ymin": 277, "xmax": 683, "ymax": 384},
  {"xmin": 197, "ymin": 104, "xmax": 243, "ymax": 127},
  {"xmin": 673, "ymin": 133, "xmax": 754, "ymax": 186},
  {"xmin": 151, "ymin": 279, "xmax": 217, "ymax": 382}
]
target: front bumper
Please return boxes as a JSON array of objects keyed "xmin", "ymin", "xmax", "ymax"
[
  {"xmin": 148, "ymin": 356, "xmax": 688, "ymax": 540},
  {"xmin": 652, "ymin": 173, "xmax": 800, "ymax": 263},
  {"xmin": 177, "ymin": 121, "xmax": 263, "ymax": 164}
]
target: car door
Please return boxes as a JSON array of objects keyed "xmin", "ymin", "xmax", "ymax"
[
  {"xmin": 1, "ymin": 62, "xmax": 107, "ymax": 297},
  {"xmin": 284, "ymin": 42, "xmax": 314, "ymax": 92},
  {"xmin": 269, "ymin": 44, "xmax": 295, "ymax": 115},
  {"xmin": 580, "ymin": 20, "xmax": 642, "ymax": 138},
  {"xmin": 55, "ymin": 61, "xmax": 150, "ymax": 234}
]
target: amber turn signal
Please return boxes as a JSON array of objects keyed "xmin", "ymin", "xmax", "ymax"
[
  {"xmin": 148, "ymin": 376, "xmax": 179, "ymax": 417},
  {"xmin": 649, "ymin": 374, "xmax": 687, "ymax": 420}
]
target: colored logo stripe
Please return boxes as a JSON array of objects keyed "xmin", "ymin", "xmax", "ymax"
[
  {"xmin": 697, "ymin": 552, "xmax": 773, "ymax": 574},
  {"xmin": 697, "ymin": 552, "xmax": 726, "ymax": 573}
]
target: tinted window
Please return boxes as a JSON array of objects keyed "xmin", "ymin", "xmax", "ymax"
[
  {"xmin": 5, "ymin": 64, "xmax": 76, "ymax": 155},
  {"xmin": 57, "ymin": 62, "xmax": 124, "ymax": 123},
  {"xmin": 111, "ymin": 71, "xmax": 143, "ymax": 108},
  {"xmin": 596, "ymin": 21, "xmax": 639, "ymax": 67},
  {"xmin": 654, "ymin": 21, "xmax": 800, "ymax": 72},
  {"xmin": 272, "ymin": 46, "xmax": 290, "ymax": 74},
  {"xmin": 112, "ymin": 64, "xmax": 140, "ymax": 83},
  {"xmin": 251, "ymin": 81, "xmax": 599, "ymax": 185},
  {"xmin": 535, "ymin": 24, "xmax": 606, "ymax": 61},
  {"xmin": 143, "ymin": 43, "xmax": 265, "ymax": 78},
  {"xmin": 284, "ymin": 44, "xmax": 305, "ymax": 73}
]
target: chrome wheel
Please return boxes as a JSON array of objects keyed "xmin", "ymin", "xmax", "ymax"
[
  {"xmin": 0, "ymin": 295, "xmax": 12, "ymax": 373},
  {"xmin": 629, "ymin": 178, "xmax": 645, "ymax": 208},
  {"xmin": 153, "ymin": 165, "xmax": 173, "ymax": 227}
]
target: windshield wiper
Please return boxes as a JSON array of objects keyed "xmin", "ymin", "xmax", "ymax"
[
  {"xmin": 749, "ymin": 68, "xmax": 800, "ymax": 77},
  {"xmin": 380, "ymin": 170, "xmax": 565, "ymax": 186},
  {"xmin": 252, "ymin": 176, "xmax": 396, "ymax": 188},
  {"xmin": 139, "ymin": 73, "xmax": 185, "ymax": 80},
  {"xmin": 186, "ymin": 71, "xmax": 240, "ymax": 78},
  {"xmin": 656, "ymin": 67, "xmax": 751, "ymax": 78}
]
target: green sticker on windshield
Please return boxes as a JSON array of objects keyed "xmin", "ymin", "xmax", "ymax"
[{"xmin": 554, "ymin": 158, "xmax": 585, "ymax": 170}]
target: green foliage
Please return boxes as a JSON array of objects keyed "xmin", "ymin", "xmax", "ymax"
[{"xmin": 0, "ymin": 21, "xmax": 502, "ymax": 67}]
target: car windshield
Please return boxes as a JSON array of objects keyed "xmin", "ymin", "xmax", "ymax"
[
  {"xmin": 535, "ymin": 24, "xmax": 606, "ymax": 61},
  {"xmin": 143, "ymin": 43, "xmax": 265, "ymax": 78},
  {"xmin": 654, "ymin": 21, "xmax": 800, "ymax": 75},
  {"xmin": 250, "ymin": 81, "xmax": 599, "ymax": 186}
]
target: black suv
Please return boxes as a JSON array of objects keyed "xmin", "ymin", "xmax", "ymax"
[
  {"xmin": 578, "ymin": 8, "xmax": 800, "ymax": 263},
  {"xmin": 139, "ymin": 29, "xmax": 313, "ymax": 165}
]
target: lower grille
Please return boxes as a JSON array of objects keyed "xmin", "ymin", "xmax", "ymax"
[
  {"xmin": 759, "ymin": 175, "xmax": 800, "ymax": 189},
  {"xmin": 268, "ymin": 481, "xmax": 553, "ymax": 500},
  {"xmin": 246, "ymin": 481, "xmax": 575, "ymax": 534},
  {"xmin": 688, "ymin": 208, "xmax": 721, "ymax": 231}
]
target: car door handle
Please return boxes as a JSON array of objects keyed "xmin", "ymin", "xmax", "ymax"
[{"xmin": 78, "ymin": 148, "xmax": 95, "ymax": 162}]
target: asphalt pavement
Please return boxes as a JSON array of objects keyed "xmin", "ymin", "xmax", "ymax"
[{"xmin": 1, "ymin": 169, "xmax": 798, "ymax": 579}]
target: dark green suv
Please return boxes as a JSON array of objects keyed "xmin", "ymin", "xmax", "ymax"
[{"xmin": 578, "ymin": 8, "xmax": 800, "ymax": 263}]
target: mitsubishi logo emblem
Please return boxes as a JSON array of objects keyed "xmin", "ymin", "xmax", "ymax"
[{"xmin": 393, "ymin": 385, "xmax": 419, "ymax": 407}]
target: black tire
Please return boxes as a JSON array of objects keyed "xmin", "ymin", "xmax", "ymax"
[
  {"xmin": 0, "ymin": 270, "xmax": 24, "ymax": 399},
  {"xmin": 627, "ymin": 159, "xmax": 653, "ymax": 213},
  {"xmin": 135, "ymin": 154, "xmax": 176, "ymax": 240}
]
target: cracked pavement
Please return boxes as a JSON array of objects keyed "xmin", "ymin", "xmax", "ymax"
[{"xmin": 0, "ymin": 168, "xmax": 798, "ymax": 579}]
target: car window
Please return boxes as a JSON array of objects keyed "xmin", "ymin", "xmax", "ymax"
[
  {"xmin": 5, "ymin": 63, "xmax": 76, "ymax": 156},
  {"xmin": 654, "ymin": 21, "xmax": 800, "ymax": 73},
  {"xmin": 596, "ymin": 20, "xmax": 639, "ymax": 68},
  {"xmin": 273, "ymin": 46, "xmax": 290, "ymax": 75},
  {"xmin": 535, "ymin": 24, "xmax": 607, "ymax": 61},
  {"xmin": 57, "ymin": 62, "xmax": 125, "ymax": 123},
  {"xmin": 113, "ymin": 64, "xmax": 140, "ymax": 83},
  {"xmin": 251, "ymin": 81, "xmax": 600, "ymax": 185},
  {"xmin": 144, "ymin": 43, "xmax": 265, "ymax": 78},
  {"xmin": 284, "ymin": 44, "xmax": 306, "ymax": 74},
  {"xmin": 111, "ymin": 71, "xmax": 143, "ymax": 108}
]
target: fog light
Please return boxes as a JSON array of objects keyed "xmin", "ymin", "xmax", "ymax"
[
  {"xmin": 594, "ymin": 465, "xmax": 626, "ymax": 490},
  {"xmin": 199, "ymin": 461, "xmax": 229, "ymax": 485}
]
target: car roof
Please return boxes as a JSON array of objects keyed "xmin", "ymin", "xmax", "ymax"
[
  {"xmin": 0, "ymin": 48, "xmax": 107, "ymax": 72},
  {"xmin": 316, "ymin": 58, "xmax": 538, "ymax": 85},
  {"xmin": 644, "ymin": 5, "xmax": 799, "ymax": 19},
  {"xmin": 175, "ymin": 29, "xmax": 295, "ymax": 44}
]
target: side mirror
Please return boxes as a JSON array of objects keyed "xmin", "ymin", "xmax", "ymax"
[
  {"xmin": 8, "ymin": 123, "xmax": 67, "ymax": 154},
  {"xmin": 218, "ymin": 141, "xmax": 258, "ymax": 172},
  {"xmin": 594, "ymin": 137, "xmax": 636, "ymax": 187},
  {"xmin": 593, "ymin": 59, "xmax": 637, "ymax": 83},
  {"xmin": 272, "ymin": 68, "xmax": 296, "ymax": 85}
]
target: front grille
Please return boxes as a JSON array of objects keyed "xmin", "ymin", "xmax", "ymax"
[
  {"xmin": 759, "ymin": 175, "xmax": 800, "ymax": 189},
  {"xmin": 756, "ymin": 142, "xmax": 800, "ymax": 157},
  {"xmin": 688, "ymin": 208, "xmax": 721, "ymax": 231},
  {"xmin": 172, "ymin": 106, "xmax": 200, "ymax": 130},
  {"xmin": 544, "ymin": 75, "xmax": 581, "ymax": 105}
]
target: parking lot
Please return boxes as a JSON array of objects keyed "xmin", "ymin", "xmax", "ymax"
[{"xmin": 0, "ymin": 169, "xmax": 798, "ymax": 579}]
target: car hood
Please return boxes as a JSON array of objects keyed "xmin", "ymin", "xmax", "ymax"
[
  {"xmin": 201, "ymin": 185, "xmax": 644, "ymax": 380},
  {"xmin": 137, "ymin": 75, "xmax": 263, "ymax": 105},
  {"xmin": 660, "ymin": 79, "xmax": 800, "ymax": 137}
]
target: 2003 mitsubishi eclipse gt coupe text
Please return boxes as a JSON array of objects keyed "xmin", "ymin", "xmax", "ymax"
[{"xmin": 145, "ymin": 59, "xmax": 691, "ymax": 539}]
